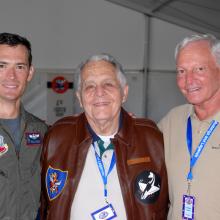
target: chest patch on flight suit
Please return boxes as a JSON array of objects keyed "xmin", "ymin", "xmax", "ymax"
[
  {"xmin": 134, "ymin": 170, "xmax": 161, "ymax": 204},
  {"xmin": 0, "ymin": 135, "xmax": 8, "ymax": 157},
  {"xmin": 46, "ymin": 166, "xmax": 68, "ymax": 200},
  {"xmin": 25, "ymin": 132, "xmax": 41, "ymax": 145}
]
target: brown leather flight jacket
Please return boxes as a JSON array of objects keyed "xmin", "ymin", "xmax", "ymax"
[{"xmin": 40, "ymin": 109, "xmax": 168, "ymax": 219}]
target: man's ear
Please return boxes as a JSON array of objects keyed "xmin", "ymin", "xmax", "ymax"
[
  {"xmin": 122, "ymin": 84, "xmax": 129, "ymax": 103},
  {"xmin": 27, "ymin": 66, "xmax": 34, "ymax": 82},
  {"xmin": 76, "ymin": 91, "xmax": 83, "ymax": 108}
]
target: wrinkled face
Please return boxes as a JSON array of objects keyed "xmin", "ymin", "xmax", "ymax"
[
  {"xmin": 76, "ymin": 60, "xmax": 128, "ymax": 125},
  {"xmin": 176, "ymin": 40, "xmax": 220, "ymax": 106},
  {"xmin": 0, "ymin": 44, "xmax": 34, "ymax": 103}
]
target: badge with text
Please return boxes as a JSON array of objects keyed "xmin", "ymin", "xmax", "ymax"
[
  {"xmin": 134, "ymin": 170, "xmax": 161, "ymax": 204},
  {"xmin": 26, "ymin": 132, "xmax": 41, "ymax": 145},
  {"xmin": 91, "ymin": 204, "xmax": 117, "ymax": 220},
  {"xmin": 46, "ymin": 166, "xmax": 68, "ymax": 200},
  {"xmin": 182, "ymin": 195, "xmax": 195, "ymax": 220},
  {"xmin": 0, "ymin": 135, "xmax": 8, "ymax": 157}
]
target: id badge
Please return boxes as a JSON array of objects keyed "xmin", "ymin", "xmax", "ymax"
[
  {"xmin": 91, "ymin": 204, "xmax": 117, "ymax": 220},
  {"xmin": 182, "ymin": 195, "xmax": 195, "ymax": 220}
]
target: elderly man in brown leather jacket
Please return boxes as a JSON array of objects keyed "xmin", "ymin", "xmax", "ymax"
[{"xmin": 40, "ymin": 53, "xmax": 168, "ymax": 220}]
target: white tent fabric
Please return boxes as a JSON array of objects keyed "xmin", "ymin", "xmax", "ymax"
[{"xmin": 106, "ymin": 0, "xmax": 220, "ymax": 38}]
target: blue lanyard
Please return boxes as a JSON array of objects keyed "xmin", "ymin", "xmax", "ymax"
[
  {"xmin": 186, "ymin": 117, "xmax": 218, "ymax": 181},
  {"xmin": 93, "ymin": 144, "xmax": 116, "ymax": 199}
]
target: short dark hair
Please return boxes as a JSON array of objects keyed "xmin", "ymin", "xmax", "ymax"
[{"xmin": 0, "ymin": 32, "xmax": 32, "ymax": 66}]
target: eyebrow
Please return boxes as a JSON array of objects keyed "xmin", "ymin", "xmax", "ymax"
[
  {"xmin": 0, "ymin": 61, "xmax": 28, "ymax": 66},
  {"xmin": 16, "ymin": 63, "xmax": 28, "ymax": 66}
]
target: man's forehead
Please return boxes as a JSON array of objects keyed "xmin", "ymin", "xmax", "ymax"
[
  {"xmin": 81, "ymin": 60, "xmax": 117, "ymax": 77},
  {"xmin": 177, "ymin": 41, "xmax": 214, "ymax": 63},
  {"xmin": 0, "ymin": 44, "xmax": 27, "ymax": 51},
  {"xmin": 83, "ymin": 59, "xmax": 115, "ymax": 69},
  {"xmin": 0, "ymin": 44, "xmax": 28, "ymax": 58},
  {"xmin": 179, "ymin": 40, "xmax": 211, "ymax": 54}
]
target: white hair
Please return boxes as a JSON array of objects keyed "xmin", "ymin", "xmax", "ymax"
[
  {"xmin": 175, "ymin": 33, "xmax": 220, "ymax": 66},
  {"xmin": 75, "ymin": 53, "xmax": 127, "ymax": 91}
]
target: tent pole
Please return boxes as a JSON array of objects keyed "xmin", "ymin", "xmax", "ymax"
[{"xmin": 143, "ymin": 15, "xmax": 151, "ymax": 117}]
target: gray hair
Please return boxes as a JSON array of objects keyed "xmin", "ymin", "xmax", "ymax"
[
  {"xmin": 175, "ymin": 33, "xmax": 220, "ymax": 66},
  {"xmin": 75, "ymin": 53, "xmax": 127, "ymax": 91}
]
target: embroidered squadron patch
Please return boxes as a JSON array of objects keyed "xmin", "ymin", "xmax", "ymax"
[
  {"xmin": 46, "ymin": 166, "xmax": 68, "ymax": 200},
  {"xmin": 134, "ymin": 170, "xmax": 161, "ymax": 204},
  {"xmin": 0, "ymin": 135, "xmax": 8, "ymax": 157},
  {"xmin": 26, "ymin": 132, "xmax": 41, "ymax": 145}
]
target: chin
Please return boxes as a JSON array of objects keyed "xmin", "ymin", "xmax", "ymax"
[
  {"xmin": 186, "ymin": 98, "xmax": 204, "ymax": 105},
  {"xmin": 93, "ymin": 114, "xmax": 111, "ymax": 121}
]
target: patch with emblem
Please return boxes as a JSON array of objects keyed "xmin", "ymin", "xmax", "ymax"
[
  {"xmin": 26, "ymin": 132, "xmax": 41, "ymax": 145},
  {"xmin": 0, "ymin": 135, "xmax": 8, "ymax": 157},
  {"xmin": 46, "ymin": 166, "xmax": 68, "ymax": 200},
  {"xmin": 134, "ymin": 170, "xmax": 161, "ymax": 204}
]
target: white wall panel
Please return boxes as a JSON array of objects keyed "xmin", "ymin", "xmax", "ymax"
[
  {"xmin": 147, "ymin": 71, "xmax": 186, "ymax": 122},
  {"xmin": 0, "ymin": 0, "xmax": 145, "ymax": 70},
  {"xmin": 123, "ymin": 71, "xmax": 145, "ymax": 117},
  {"xmin": 149, "ymin": 18, "xmax": 196, "ymax": 70},
  {"xmin": 146, "ymin": 18, "xmax": 196, "ymax": 121}
]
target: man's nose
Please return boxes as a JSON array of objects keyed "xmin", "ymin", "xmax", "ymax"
[
  {"xmin": 95, "ymin": 85, "xmax": 105, "ymax": 96},
  {"xmin": 186, "ymin": 70, "xmax": 194, "ymax": 84},
  {"xmin": 7, "ymin": 67, "xmax": 16, "ymax": 79}
]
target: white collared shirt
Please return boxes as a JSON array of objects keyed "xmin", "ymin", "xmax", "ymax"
[{"xmin": 70, "ymin": 135, "xmax": 127, "ymax": 220}]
